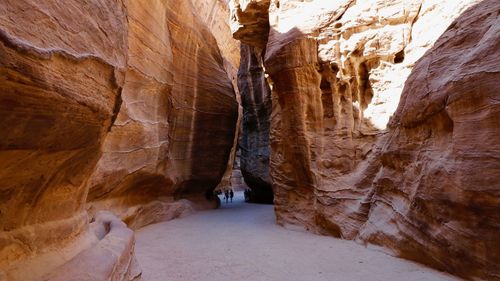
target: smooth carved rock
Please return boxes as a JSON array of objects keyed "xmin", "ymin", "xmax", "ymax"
[
  {"xmin": 230, "ymin": 0, "xmax": 499, "ymax": 279},
  {"xmin": 0, "ymin": 0, "xmax": 127, "ymax": 279},
  {"xmin": 193, "ymin": 0, "xmax": 242, "ymax": 193},
  {"xmin": 87, "ymin": 0, "xmax": 240, "ymax": 229},
  {"xmin": 1, "ymin": 0, "xmax": 240, "ymax": 280},
  {"xmin": 42, "ymin": 212, "xmax": 141, "ymax": 281},
  {"xmin": 357, "ymin": 2, "xmax": 500, "ymax": 278}
]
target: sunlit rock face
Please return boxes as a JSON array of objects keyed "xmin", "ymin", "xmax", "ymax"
[
  {"xmin": 0, "ymin": 0, "xmax": 239, "ymax": 280},
  {"xmin": 230, "ymin": 0, "xmax": 500, "ymax": 279},
  {"xmin": 87, "ymin": 0, "xmax": 240, "ymax": 229},
  {"xmin": 357, "ymin": 2, "xmax": 500, "ymax": 277},
  {"xmin": 230, "ymin": 0, "xmax": 271, "ymax": 49},
  {"xmin": 0, "ymin": 1, "xmax": 128, "ymax": 280}
]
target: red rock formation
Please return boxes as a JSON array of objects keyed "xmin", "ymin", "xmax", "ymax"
[
  {"xmin": 230, "ymin": 0, "xmax": 500, "ymax": 279},
  {"xmin": 87, "ymin": 0, "xmax": 240, "ymax": 229},
  {"xmin": 358, "ymin": 3, "xmax": 500, "ymax": 277},
  {"xmin": 0, "ymin": 1, "xmax": 129, "ymax": 279},
  {"xmin": 194, "ymin": 0, "xmax": 243, "ymax": 194},
  {"xmin": 1, "ymin": 0, "xmax": 240, "ymax": 279}
]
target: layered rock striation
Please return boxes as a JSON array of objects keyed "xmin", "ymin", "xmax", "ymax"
[
  {"xmin": 0, "ymin": 1, "xmax": 129, "ymax": 279},
  {"xmin": 1, "ymin": 0, "xmax": 240, "ymax": 280},
  {"xmin": 230, "ymin": 0, "xmax": 500, "ymax": 279},
  {"xmin": 87, "ymin": 0, "xmax": 240, "ymax": 229}
]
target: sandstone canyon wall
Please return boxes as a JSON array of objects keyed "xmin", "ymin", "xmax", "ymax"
[
  {"xmin": 87, "ymin": 0, "xmax": 240, "ymax": 230},
  {"xmin": 230, "ymin": 0, "xmax": 500, "ymax": 279},
  {"xmin": 0, "ymin": 0, "xmax": 239, "ymax": 280},
  {"xmin": 238, "ymin": 44, "xmax": 273, "ymax": 203}
]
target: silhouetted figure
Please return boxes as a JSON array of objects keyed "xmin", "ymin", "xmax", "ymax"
[
  {"xmin": 224, "ymin": 190, "xmax": 229, "ymax": 203},
  {"xmin": 244, "ymin": 189, "xmax": 249, "ymax": 202},
  {"xmin": 229, "ymin": 190, "xmax": 234, "ymax": 203}
]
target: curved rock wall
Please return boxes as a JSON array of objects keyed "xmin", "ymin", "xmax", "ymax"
[
  {"xmin": 87, "ymin": 0, "xmax": 239, "ymax": 228},
  {"xmin": 0, "ymin": 1, "xmax": 128, "ymax": 279},
  {"xmin": 230, "ymin": 0, "xmax": 500, "ymax": 279},
  {"xmin": 358, "ymin": 4, "xmax": 500, "ymax": 277},
  {"xmin": 1, "ymin": 0, "xmax": 240, "ymax": 279},
  {"xmin": 193, "ymin": 0, "xmax": 243, "ymax": 193}
]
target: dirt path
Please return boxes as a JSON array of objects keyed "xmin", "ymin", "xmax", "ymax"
[{"xmin": 135, "ymin": 192, "xmax": 459, "ymax": 281}]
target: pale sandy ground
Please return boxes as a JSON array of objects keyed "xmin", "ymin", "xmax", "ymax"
[{"xmin": 135, "ymin": 192, "xmax": 459, "ymax": 281}]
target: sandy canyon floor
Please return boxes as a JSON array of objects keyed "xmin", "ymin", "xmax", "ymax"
[{"xmin": 135, "ymin": 192, "xmax": 459, "ymax": 281}]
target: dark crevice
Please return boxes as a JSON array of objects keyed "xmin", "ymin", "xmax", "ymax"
[{"xmin": 394, "ymin": 50, "xmax": 405, "ymax": 64}]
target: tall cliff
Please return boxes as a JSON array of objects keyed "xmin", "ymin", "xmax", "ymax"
[
  {"xmin": 238, "ymin": 44, "xmax": 273, "ymax": 203},
  {"xmin": 0, "ymin": 0, "xmax": 239, "ymax": 280},
  {"xmin": 231, "ymin": 1, "xmax": 274, "ymax": 203},
  {"xmin": 230, "ymin": 0, "xmax": 500, "ymax": 279},
  {"xmin": 86, "ymin": 0, "xmax": 240, "ymax": 229}
]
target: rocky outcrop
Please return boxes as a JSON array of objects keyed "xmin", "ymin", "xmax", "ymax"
[
  {"xmin": 0, "ymin": 0, "xmax": 128, "ymax": 279},
  {"xmin": 357, "ymin": 3, "xmax": 500, "ymax": 278},
  {"xmin": 230, "ymin": 0, "xmax": 500, "ymax": 279},
  {"xmin": 230, "ymin": 0, "xmax": 271, "ymax": 49},
  {"xmin": 238, "ymin": 44, "xmax": 273, "ymax": 203},
  {"xmin": 42, "ymin": 212, "xmax": 141, "ymax": 281},
  {"xmin": 87, "ymin": 0, "xmax": 239, "ymax": 228},
  {"xmin": 189, "ymin": 0, "xmax": 243, "ymax": 194},
  {"xmin": 1, "ymin": 0, "xmax": 239, "ymax": 280}
]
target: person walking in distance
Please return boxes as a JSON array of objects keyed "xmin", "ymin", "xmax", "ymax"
[
  {"xmin": 224, "ymin": 189, "xmax": 229, "ymax": 203},
  {"xmin": 229, "ymin": 189, "xmax": 234, "ymax": 203}
]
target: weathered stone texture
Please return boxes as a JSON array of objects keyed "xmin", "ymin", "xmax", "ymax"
[
  {"xmin": 87, "ymin": 0, "xmax": 239, "ymax": 228},
  {"xmin": 230, "ymin": 0, "xmax": 271, "ymax": 49},
  {"xmin": 238, "ymin": 44, "xmax": 273, "ymax": 203},
  {"xmin": 0, "ymin": 1, "xmax": 127, "ymax": 279},
  {"xmin": 42, "ymin": 212, "xmax": 142, "ymax": 281},
  {"xmin": 358, "ymin": 3, "xmax": 500, "ymax": 278},
  {"xmin": 1, "ymin": 0, "xmax": 239, "ymax": 280},
  {"xmin": 230, "ymin": 0, "xmax": 500, "ymax": 279}
]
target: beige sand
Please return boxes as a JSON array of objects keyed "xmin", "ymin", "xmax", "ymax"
[{"xmin": 135, "ymin": 192, "xmax": 459, "ymax": 281}]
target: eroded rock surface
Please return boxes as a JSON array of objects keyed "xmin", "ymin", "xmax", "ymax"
[
  {"xmin": 230, "ymin": 0, "xmax": 500, "ymax": 279},
  {"xmin": 238, "ymin": 44, "xmax": 273, "ymax": 203},
  {"xmin": 87, "ymin": 0, "xmax": 239, "ymax": 229},
  {"xmin": 0, "ymin": 0, "xmax": 127, "ymax": 279},
  {"xmin": 230, "ymin": 0, "xmax": 271, "ymax": 49},
  {"xmin": 1, "ymin": 0, "xmax": 240, "ymax": 280},
  {"xmin": 358, "ymin": 3, "xmax": 500, "ymax": 277},
  {"xmin": 42, "ymin": 212, "xmax": 141, "ymax": 281}
]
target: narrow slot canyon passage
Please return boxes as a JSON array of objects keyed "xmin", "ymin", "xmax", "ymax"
[
  {"xmin": 0, "ymin": 0, "xmax": 499, "ymax": 280},
  {"xmin": 135, "ymin": 192, "xmax": 457, "ymax": 281}
]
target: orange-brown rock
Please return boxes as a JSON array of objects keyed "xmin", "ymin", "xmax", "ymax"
[
  {"xmin": 0, "ymin": 0, "xmax": 129, "ymax": 279},
  {"xmin": 230, "ymin": 0, "xmax": 271, "ymax": 49},
  {"xmin": 358, "ymin": 2, "xmax": 500, "ymax": 278},
  {"xmin": 193, "ymin": 0, "xmax": 242, "ymax": 194},
  {"xmin": 86, "ymin": 0, "xmax": 239, "ymax": 229},
  {"xmin": 1, "ymin": 0, "xmax": 240, "ymax": 280},
  {"xmin": 230, "ymin": 0, "xmax": 500, "ymax": 279}
]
